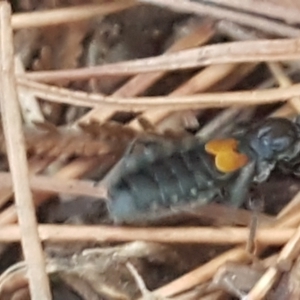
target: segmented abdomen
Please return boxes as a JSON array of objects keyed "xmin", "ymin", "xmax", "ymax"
[{"xmin": 107, "ymin": 145, "xmax": 222, "ymax": 223}]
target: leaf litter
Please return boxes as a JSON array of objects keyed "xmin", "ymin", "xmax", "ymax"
[{"xmin": 0, "ymin": 0, "xmax": 300, "ymax": 299}]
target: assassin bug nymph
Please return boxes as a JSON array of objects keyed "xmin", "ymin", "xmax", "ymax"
[{"xmin": 98, "ymin": 116, "xmax": 300, "ymax": 225}]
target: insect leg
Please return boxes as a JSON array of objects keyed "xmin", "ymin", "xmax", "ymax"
[
  {"xmin": 96, "ymin": 137, "xmax": 144, "ymax": 191},
  {"xmin": 228, "ymin": 160, "xmax": 256, "ymax": 207},
  {"xmin": 246, "ymin": 193, "xmax": 264, "ymax": 254},
  {"xmin": 98, "ymin": 136, "xmax": 176, "ymax": 193}
]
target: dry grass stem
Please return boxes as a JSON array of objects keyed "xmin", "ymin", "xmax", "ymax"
[
  {"xmin": 200, "ymin": 291, "xmax": 225, "ymax": 300},
  {"xmin": 114, "ymin": 20, "xmax": 215, "ymax": 97},
  {"xmin": 250, "ymin": 192, "xmax": 300, "ymax": 255},
  {"xmin": 127, "ymin": 262, "xmax": 167, "ymax": 299},
  {"xmin": 139, "ymin": 0, "xmax": 300, "ymax": 37},
  {"xmin": 247, "ymin": 226, "xmax": 300, "ymax": 299},
  {"xmin": 0, "ymin": 157, "xmax": 103, "ymax": 225},
  {"xmin": 278, "ymin": 192, "xmax": 300, "ymax": 220},
  {"xmin": 211, "ymin": 63, "xmax": 257, "ymax": 92},
  {"xmin": 154, "ymin": 248, "xmax": 250, "ymax": 298},
  {"xmin": 0, "ymin": 225, "xmax": 296, "ymax": 245},
  {"xmin": 268, "ymin": 62, "xmax": 300, "ymax": 113},
  {"xmin": 270, "ymin": 104, "xmax": 296, "ymax": 117},
  {"xmin": 17, "ymin": 78, "xmax": 300, "ymax": 110},
  {"xmin": 23, "ymin": 38, "xmax": 300, "ymax": 82},
  {"xmin": 79, "ymin": 19, "xmax": 215, "ymax": 124},
  {"xmin": 127, "ymin": 26, "xmax": 229, "ymax": 130},
  {"xmin": 217, "ymin": 19, "xmax": 261, "ymax": 41},
  {"xmin": 11, "ymin": 1, "xmax": 137, "ymax": 29},
  {"xmin": 171, "ymin": 63, "xmax": 238, "ymax": 96},
  {"xmin": 205, "ymin": 0, "xmax": 300, "ymax": 24},
  {"xmin": 0, "ymin": 2, "xmax": 51, "ymax": 299},
  {"xmin": 217, "ymin": 21, "xmax": 300, "ymax": 118},
  {"xmin": 196, "ymin": 107, "xmax": 244, "ymax": 140},
  {"xmin": 0, "ymin": 157, "xmax": 54, "ymax": 209},
  {"xmin": 0, "ymin": 172, "xmax": 107, "ymax": 198},
  {"xmin": 0, "ymin": 2, "xmax": 299, "ymax": 299},
  {"xmin": 153, "ymin": 192, "xmax": 300, "ymax": 298}
]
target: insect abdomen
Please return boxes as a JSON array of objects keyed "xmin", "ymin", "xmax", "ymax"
[{"xmin": 107, "ymin": 145, "xmax": 221, "ymax": 224}]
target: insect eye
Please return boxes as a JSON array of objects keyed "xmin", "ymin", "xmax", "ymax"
[{"xmin": 271, "ymin": 137, "xmax": 292, "ymax": 152}]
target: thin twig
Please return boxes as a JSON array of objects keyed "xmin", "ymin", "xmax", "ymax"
[
  {"xmin": 278, "ymin": 192, "xmax": 300, "ymax": 221},
  {"xmin": 216, "ymin": 20, "xmax": 299, "ymax": 117},
  {"xmin": 127, "ymin": 262, "xmax": 167, "ymax": 299},
  {"xmin": 0, "ymin": 157, "xmax": 110, "ymax": 225},
  {"xmin": 247, "ymin": 225, "xmax": 300, "ymax": 299},
  {"xmin": 124, "ymin": 21, "xmax": 218, "ymax": 131},
  {"xmin": 154, "ymin": 248, "xmax": 250, "ymax": 298},
  {"xmin": 0, "ymin": 172, "xmax": 107, "ymax": 198},
  {"xmin": 0, "ymin": 3, "xmax": 51, "ymax": 300},
  {"xmin": 204, "ymin": 0, "xmax": 300, "ymax": 24},
  {"xmin": 114, "ymin": 20, "xmax": 215, "ymax": 97},
  {"xmin": 268, "ymin": 62, "xmax": 300, "ymax": 113},
  {"xmin": 138, "ymin": 0, "xmax": 300, "ymax": 37},
  {"xmin": 270, "ymin": 104, "xmax": 295, "ymax": 118},
  {"xmin": 152, "ymin": 192, "xmax": 300, "ymax": 298},
  {"xmin": 0, "ymin": 225, "xmax": 296, "ymax": 245},
  {"xmin": 11, "ymin": 1, "xmax": 136, "ymax": 29},
  {"xmin": 79, "ymin": 19, "xmax": 215, "ymax": 124},
  {"xmin": 0, "ymin": 157, "xmax": 54, "ymax": 209},
  {"xmin": 171, "ymin": 63, "xmax": 238, "ymax": 96},
  {"xmin": 22, "ymin": 38, "xmax": 300, "ymax": 82},
  {"xmin": 196, "ymin": 107, "xmax": 244, "ymax": 140},
  {"xmin": 218, "ymin": 21, "xmax": 300, "ymax": 115},
  {"xmin": 17, "ymin": 78, "xmax": 300, "ymax": 110}
]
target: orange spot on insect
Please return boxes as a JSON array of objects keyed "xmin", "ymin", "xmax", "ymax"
[
  {"xmin": 205, "ymin": 138, "xmax": 238, "ymax": 155},
  {"xmin": 205, "ymin": 138, "xmax": 249, "ymax": 172},
  {"xmin": 215, "ymin": 151, "xmax": 249, "ymax": 173}
]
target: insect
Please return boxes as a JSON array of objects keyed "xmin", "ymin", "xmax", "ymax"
[{"xmin": 100, "ymin": 116, "xmax": 300, "ymax": 225}]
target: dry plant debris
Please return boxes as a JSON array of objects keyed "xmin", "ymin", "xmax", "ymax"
[{"xmin": 0, "ymin": 0, "xmax": 299, "ymax": 299}]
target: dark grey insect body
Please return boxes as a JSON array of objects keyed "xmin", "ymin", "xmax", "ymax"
[
  {"xmin": 103, "ymin": 117, "xmax": 300, "ymax": 225},
  {"xmin": 107, "ymin": 141, "xmax": 229, "ymax": 224}
]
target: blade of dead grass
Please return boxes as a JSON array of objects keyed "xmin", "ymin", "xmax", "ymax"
[
  {"xmin": 139, "ymin": 0, "xmax": 300, "ymax": 37},
  {"xmin": 79, "ymin": 21, "xmax": 214, "ymax": 130},
  {"xmin": 277, "ymin": 191, "xmax": 300, "ymax": 221},
  {"xmin": 0, "ymin": 157, "xmax": 54, "ymax": 209},
  {"xmin": 6, "ymin": 5, "xmax": 300, "ymax": 300},
  {"xmin": 247, "ymin": 226, "xmax": 300, "ymax": 299},
  {"xmin": 268, "ymin": 62, "xmax": 300, "ymax": 113},
  {"xmin": 17, "ymin": 78, "xmax": 300, "ymax": 110},
  {"xmin": 0, "ymin": 156, "xmax": 112, "ymax": 225},
  {"xmin": 0, "ymin": 170, "xmax": 298, "ymax": 297},
  {"xmin": 0, "ymin": 3, "xmax": 51, "ymax": 300},
  {"xmin": 196, "ymin": 107, "xmax": 246, "ymax": 140},
  {"xmin": 217, "ymin": 20, "xmax": 300, "ymax": 116},
  {"xmin": 11, "ymin": 1, "xmax": 137, "ymax": 29},
  {"xmin": 151, "ymin": 191, "xmax": 300, "ymax": 298},
  {"xmin": 153, "ymin": 248, "xmax": 251, "ymax": 298},
  {"xmin": 0, "ymin": 225, "xmax": 295, "ymax": 245},
  {"xmin": 23, "ymin": 38, "xmax": 300, "ymax": 82},
  {"xmin": 171, "ymin": 63, "xmax": 238, "ymax": 96},
  {"xmin": 1, "ymin": 2, "xmax": 298, "ymax": 300},
  {"xmin": 0, "ymin": 209, "xmax": 298, "ymax": 299},
  {"xmin": 270, "ymin": 104, "xmax": 296, "ymax": 118},
  {"xmin": 129, "ymin": 63, "xmax": 240, "ymax": 130},
  {"xmin": 0, "ymin": 172, "xmax": 107, "ymax": 198},
  {"xmin": 205, "ymin": 0, "xmax": 300, "ymax": 24}
]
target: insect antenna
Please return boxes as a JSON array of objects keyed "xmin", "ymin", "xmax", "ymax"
[{"xmin": 246, "ymin": 192, "xmax": 265, "ymax": 255}]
